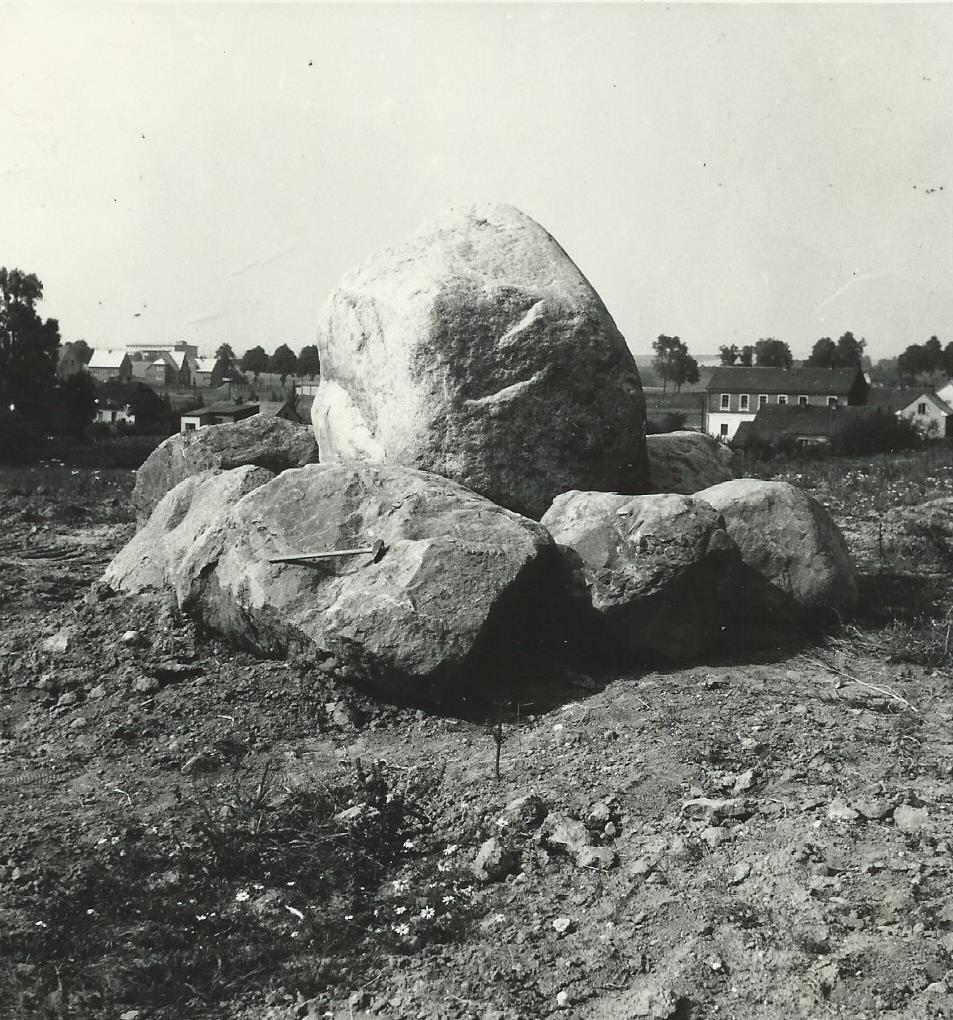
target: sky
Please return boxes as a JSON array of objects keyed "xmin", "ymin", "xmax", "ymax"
[{"xmin": 3, "ymin": 3, "xmax": 953, "ymax": 362}]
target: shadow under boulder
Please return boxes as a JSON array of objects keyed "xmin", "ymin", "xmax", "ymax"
[
  {"xmin": 541, "ymin": 491, "xmax": 742, "ymax": 663},
  {"xmin": 107, "ymin": 462, "xmax": 564, "ymax": 705}
]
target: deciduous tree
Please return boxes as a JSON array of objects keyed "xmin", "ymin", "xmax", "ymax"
[
  {"xmin": 718, "ymin": 344, "xmax": 739, "ymax": 366},
  {"xmin": 806, "ymin": 337, "xmax": 837, "ymax": 368},
  {"xmin": 270, "ymin": 343, "xmax": 298, "ymax": 384},
  {"xmin": 240, "ymin": 345, "xmax": 270, "ymax": 382},
  {"xmin": 754, "ymin": 338, "xmax": 793, "ymax": 369},
  {"xmin": 298, "ymin": 344, "xmax": 321, "ymax": 379},
  {"xmin": 0, "ymin": 267, "xmax": 61, "ymax": 416}
]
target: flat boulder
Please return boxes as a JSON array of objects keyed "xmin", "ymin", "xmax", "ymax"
[
  {"xmin": 697, "ymin": 478, "xmax": 858, "ymax": 614},
  {"xmin": 174, "ymin": 463, "xmax": 559, "ymax": 700},
  {"xmin": 541, "ymin": 490, "xmax": 739, "ymax": 661},
  {"xmin": 133, "ymin": 415, "xmax": 317, "ymax": 521},
  {"xmin": 104, "ymin": 466, "xmax": 275, "ymax": 597},
  {"xmin": 646, "ymin": 430, "xmax": 735, "ymax": 494},
  {"xmin": 312, "ymin": 203, "xmax": 648, "ymax": 519}
]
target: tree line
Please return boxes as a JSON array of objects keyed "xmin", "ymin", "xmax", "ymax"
[{"xmin": 212, "ymin": 342, "xmax": 320, "ymax": 385}]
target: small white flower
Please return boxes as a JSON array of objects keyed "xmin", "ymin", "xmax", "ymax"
[
  {"xmin": 494, "ymin": 913, "xmax": 506, "ymax": 923},
  {"xmin": 344, "ymin": 914, "xmax": 354, "ymax": 921},
  {"xmin": 196, "ymin": 914, "xmax": 208, "ymax": 921},
  {"xmin": 234, "ymin": 890, "xmax": 250, "ymax": 902},
  {"xmin": 442, "ymin": 894, "xmax": 455, "ymax": 905},
  {"xmin": 419, "ymin": 907, "xmax": 435, "ymax": 920},
  {"xmin": 443, "ymin": 844, "xmax": 458, "ymax": 856},
  {"xmin": 35, "ymin": 921, "xmax": 47, "ymax": 928},
  {"xmin": 290, "ymin": 930, "xmax": 299, "ymax": 938},
  {"xmin": 402, "ymin": 839, "xmax": 416, "ymax": 849},
  {"xmin": 437, "ymin": 861, "xmax": 451, "ymax": 872},
  {"xmin": 394, "ymin": 905, "xmax": 407, "ymax": 915},
  {"xmin": 393, "ymin": 922, "xmax": 411, "ymax": 936}
]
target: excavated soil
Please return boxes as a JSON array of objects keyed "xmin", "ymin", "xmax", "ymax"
[{"xmin": 0, "ymin": 462, "xmax": 951, "ymax": 1020}]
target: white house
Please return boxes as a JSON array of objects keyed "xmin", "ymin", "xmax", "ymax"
[
  {"xmin": 869, "ymin": 387, "xmax": 953, "ymax": 438},
  {"xmin": 87, "ymin": 349, "xmax": 133, "ymax": 383},
  {"xmin": 704, "ymin": 367, "xmax": 868, "ymax": 440}
]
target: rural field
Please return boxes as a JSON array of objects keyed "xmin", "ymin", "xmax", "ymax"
[{"xmin": 0, "ymin": 452, "xmax": 951, "ymax": 1020}]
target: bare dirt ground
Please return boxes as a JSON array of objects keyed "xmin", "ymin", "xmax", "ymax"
[{"xmin": 0, "ymin": 458, "xmax": 951, "ymax": 1020}]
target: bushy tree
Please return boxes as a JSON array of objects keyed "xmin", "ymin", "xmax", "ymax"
[
  {"xmin": 59, "ymin": 370, "xmax": 98, "ymax": 437},
  {"xmin": 738, "ymin": 345, "xmax": 755, "ymax": 367},
  {"xmin": 0, "ymin": 267, "xmax": 61, "ymax": 416},
  {"xmin": 298, "ymin": 344, "xmax": 321, "ymax": 379},
  {"xmin": 240, "ymin": 345, "xmax": 270, "ymax": 382},
  {"xmin": 73, "ymin": 339, "xmax": 94, "ymax": 365},
  {"xmin": 754, "ymin": 338, "xmax": 793, "ymax": 369},
  {"xmin": 834, "ymin": 331, "xmax": 866, "ymax": 369},
  {"xmin": 718, "ymin": 344, "xmax": 739, "ymax": 366},
  {"xmin": 270, "ymin": 343, "xmax": 298, "ymax": 384},
  {"xmin": 806, "ymin": 337, "xmax": 837, "ymax": 368},
  {"xmin": 215, "ymin": 343, "xmax": 236, "ymax": 366}
]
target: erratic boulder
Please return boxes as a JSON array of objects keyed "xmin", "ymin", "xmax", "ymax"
[
  {"xmin": 105, "ymin": 466, "xmax": 275, "ymax": 597},
  {"xmin": 312, "ymin": 203, "xmax": 648, "ymax": 519},
  {"xmin": 646, "ymin": 430, "xmax": 735, "ymax": 495},
  {"xmin": 124, "ymin": 463, "xmax": 560, "ymax": 700},
  {"xmin": 541, "ymin": 490, "xmax": 740, "ymax": 661},
  {"xmin": 697, "ymin": 479, "xmax": 858, "ymax": 615},
  {"xmin": 133, "ymin": 415, "xmax": 317, "ymax": 522}
]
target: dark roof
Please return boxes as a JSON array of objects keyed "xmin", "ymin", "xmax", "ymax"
[
  {"xmin": 706, "ymin": 366, "xmax": 864, "ymax": 394},
  {"xmin": 204, "ymin": 401, "xmax": 260, "ymax": 415},
  {"xmin": 96, "ymin": 381, "xmax": 160, "ymax": 407},
  {"xmin": 747, "ymin": 404, "xmax": 844, "ymax": 437}
]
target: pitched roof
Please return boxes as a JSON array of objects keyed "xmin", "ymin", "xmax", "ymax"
[
  {"xmin": 192, "ymin": 357, "xmax": 217, "ymax": 373},
  {"xmin": 868, "ymin": 387, "xmax": 953, "ymax": 415},
  {"xmin": 706, "ymin": 366, "xmax": 864, "ymax": 394},
  {"xmin": 748, "ymin": 404, "xmax": 845, "ymax": 437},
  {"xmin": 88, "ymin": 349, "xmax": 129, "ymax": 369}
]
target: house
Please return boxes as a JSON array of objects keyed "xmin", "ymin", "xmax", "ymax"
[
  {"xmin": 704, "ymin": 366, "xmax": 868, "ymax": 441},
  {"xmin": 868, "ymin": 387, "xmax": 953, "ymax": 438},
  {"xmin": 144, "ymin": 351, "xmax": 181, "ymax": 387},
  {"xmin": 56, "ymin": 342, "xmax": 86, "ymax": 380},
  {"xmin": 189, "ymin": 357, "xmax": 217, "ymax": 388},
  {"xmin": 258, "ymin": 399, "xmax": 304, "ymax": 424},
  {"xmin": 179, "ymin": 401, "xmax": 260, "ymax": 432},
  {"xmin": 732, "ymin": 404, "xmax": 848, "ymax": 450},
  {"xmin": 87, "ymin": 349, "xmax": 133, "ymax": 383},
  {"xmin": 94, "ymin": 381, "xmax": 164, "ymax": 426}
]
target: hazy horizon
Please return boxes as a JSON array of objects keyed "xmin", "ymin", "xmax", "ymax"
[{"xmin": 4, "ymin": 4, "xmax": 953, "ymax": 362}]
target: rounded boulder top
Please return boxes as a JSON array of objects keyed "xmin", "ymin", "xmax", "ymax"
[{"xmin": 313, "ymin": 202, "xmax": 648, "ymax": 520}]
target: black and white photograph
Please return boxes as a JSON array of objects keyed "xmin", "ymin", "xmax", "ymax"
[{"xmin": 1, "ymin": 3, "xmax": 952, "ymax": 1018}]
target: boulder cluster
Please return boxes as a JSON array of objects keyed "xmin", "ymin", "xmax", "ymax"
[{"xmin": 105, "ymin": 204, "xmax": 858, "ymax": 702}]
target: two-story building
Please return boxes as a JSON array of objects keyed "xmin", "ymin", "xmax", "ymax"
[
  {"xmin": 87, "ymin": 349, "xmax": 133, "ymax": 384},
  {"xmin": 704, "ymin": 367, "xmax": 868, "ymax": 440}
]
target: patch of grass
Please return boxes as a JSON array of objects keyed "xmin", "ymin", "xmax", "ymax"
[{"xmin": 0, "ymin": 760, "xmax": 469, "ymax": 1019}]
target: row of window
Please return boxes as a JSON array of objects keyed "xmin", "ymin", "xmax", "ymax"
[{"xmin": 719, "ymin": 393, "xmax": 840, "ymax": 411}]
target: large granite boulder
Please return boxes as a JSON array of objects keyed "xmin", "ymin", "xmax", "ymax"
[
  {"xmin": 697, "ymin": 479, "xmax": 858, "ymax": 614},
  {"xmin": 541, "ymin": 490, "xmax": 740, "ymax": 661},
  {"xmin": 113, "ymin": 462, "xmax": 561, "ymax": 700},
  {"xmin": 105, "ymin": 466, "xmax": 275, "ymax": 596},
  {"xmin": 133, "ymin": 415, "xmax": 317, "ymax": 522},
  {"xmin": 646, "ymin": 430, "xmax": 735, "ymax": 495},
  {"xmin": 312, "ymin": 203, "xmax": 648, "ymax": 519}
]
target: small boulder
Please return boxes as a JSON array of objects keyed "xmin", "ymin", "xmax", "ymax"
[
  {"xmin": 541, "ymin": 490, "xmax": 740, "ymax": 661},
  {"xmin": 133, "ymin": 415, "xmax": 316, "ymax": 522},
  {"xmin": 312, "ymin": 203, "xmax": 648, "ymax": 519},
  {"xmin": 471, "ymin": 838, "xmax": 516, "ymax": 882},
  {"xmin": 646, "ymin": 431, "xmax": 735, "ymax": 495},
  {"xmin": 696, "ymin": 478, "xmax": 858, "ymax": 615},
  {"xmin": 499, "ymin": 794, "xmax": 549, "ymax": 832}
]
